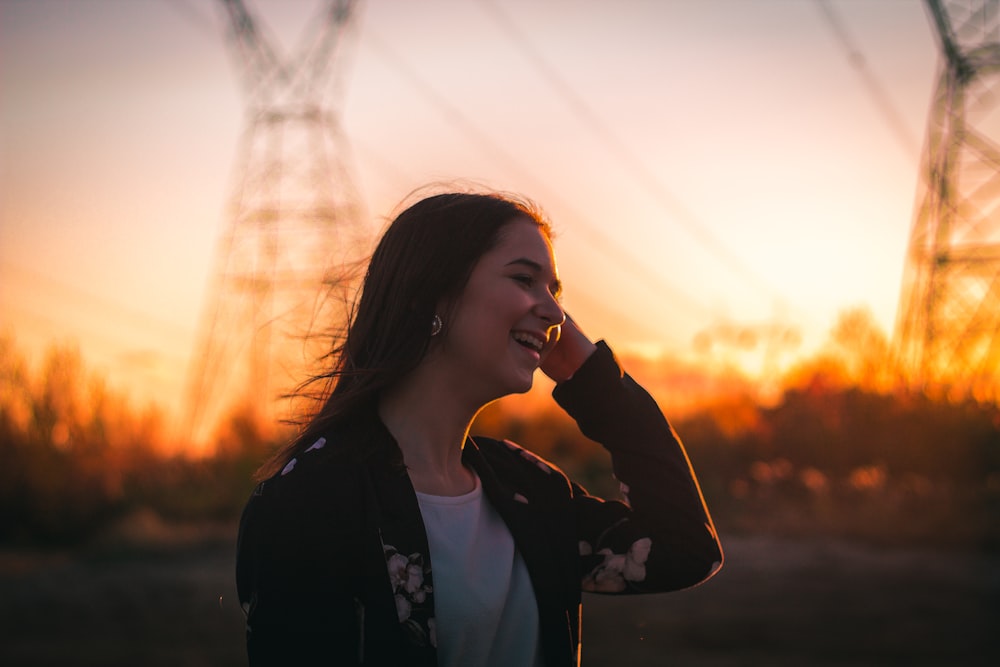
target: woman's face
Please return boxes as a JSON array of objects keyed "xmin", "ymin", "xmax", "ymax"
[{"xmin": 434, "ymin": 218, "xmax": 565, "ymax": 402}]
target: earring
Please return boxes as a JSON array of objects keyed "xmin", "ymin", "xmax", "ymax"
[{"xmin": 430, "ymin": 314, "xmax": 443, "ymax": 337}]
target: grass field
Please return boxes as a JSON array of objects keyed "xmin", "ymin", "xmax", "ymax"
[{"xmin": 1, "ymin": 526, "xmax": 996, "ymax": 666}]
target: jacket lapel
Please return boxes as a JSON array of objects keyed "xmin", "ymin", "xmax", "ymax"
[
  {"xmin": 364, "ymin": 423, "xmax": 438, "ymax": 659},
  {"xmin": 464, "ymin": 438, "xmax": 581, "ymax": 667},
  {"xmin": 463, "ymin": 439, "xmax": 573, "ymax": 597}
]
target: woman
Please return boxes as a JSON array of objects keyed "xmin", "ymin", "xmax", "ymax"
[{"xmin": 235, "ymin": 190, "xmax": 723, "ymax": 666}]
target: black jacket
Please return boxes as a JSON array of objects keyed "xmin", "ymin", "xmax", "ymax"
[{"xmin": 236, "ymin": 342, "xmax": 723, "ymax": 666}]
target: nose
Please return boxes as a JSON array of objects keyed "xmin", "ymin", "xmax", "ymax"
[{"xmin": 537, "ymin": 291, "xmax": 566, "ymax": 328}]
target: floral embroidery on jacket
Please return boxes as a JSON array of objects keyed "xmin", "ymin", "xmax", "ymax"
[
  {"xmin": 383, "ymin": 544, "xmax": 436, "ymax": 647},
  {"xmin": 581, "ymin": 537, "xmax": 652, "ymax": 593}
]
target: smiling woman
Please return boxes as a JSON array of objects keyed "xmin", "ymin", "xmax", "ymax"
[{"xmin": 234, "ymin": 188, "xmax": 723, "ymax": 666}]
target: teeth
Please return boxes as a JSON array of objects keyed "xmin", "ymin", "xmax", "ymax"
[{"xmin": 512, "ymin": 332, "xmax": 544, "ymax": 351}]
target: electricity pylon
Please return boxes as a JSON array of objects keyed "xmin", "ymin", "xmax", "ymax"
[
  {"xmin": 185, "ymin": 0, "xmax": 366, "ymax": 448},
  {"xmin": 894, "ymin": 0, "xmax": 1000, "ymax": 401}
]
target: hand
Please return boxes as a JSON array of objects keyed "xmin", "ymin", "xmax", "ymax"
[{"xmin": 540, "ymin": 313, "xmax": 597, "ymax": 383}]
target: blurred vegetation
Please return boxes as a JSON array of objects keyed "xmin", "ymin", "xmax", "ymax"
[
  {"xmin": 0, "ymin": 334, "xmax": 274, "ymax": 546},
  {"xmin": 1, "ymin": 307, "xmax": 997, "ymax": 550}
]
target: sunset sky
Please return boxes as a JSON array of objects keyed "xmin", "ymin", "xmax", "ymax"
[{"xmin": 1, "ymin": 0, "xmax": 938, "ymax": 425}]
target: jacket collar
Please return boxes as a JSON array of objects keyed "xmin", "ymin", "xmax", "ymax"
[{"xmin": 362, "ymin": 419, "xmax": 438, "ymax": 659}]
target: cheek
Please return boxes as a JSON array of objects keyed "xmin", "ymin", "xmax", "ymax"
[
  {"xmin": 450, "ymin": 280, "xmax": 528, "ymax": 339},
  {"xmin": 449, "ymin": 299, "xmax": 505, "ymax": 344},
  {"xmin": 473, "ymin": 285, "xmax": 520, "ymax": 318}
]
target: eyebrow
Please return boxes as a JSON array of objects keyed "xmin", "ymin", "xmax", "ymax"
[{"xmin": 505, "ymin": 258, "xmax": 563, "ymax": 298}]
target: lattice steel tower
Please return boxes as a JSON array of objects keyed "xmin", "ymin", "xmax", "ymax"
[
  {"xmin": 185, "ymin": 0, "xmax": 366, "ymax": 446},
  {"xmin": 895, "ymin": 0, "xmax": 1000, "ymax": 400}
]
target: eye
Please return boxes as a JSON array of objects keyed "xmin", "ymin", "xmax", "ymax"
[{"xmin": 511, "ymin": 274, "xmax": 534, "ymax": 287}]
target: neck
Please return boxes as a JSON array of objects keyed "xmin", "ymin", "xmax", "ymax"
[{"xmin": 378, "ymin": 361, "xmax": 484, "ymax": 496}]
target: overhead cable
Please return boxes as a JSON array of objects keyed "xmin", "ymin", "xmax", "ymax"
[
  {"xmin": 160, "ymin": 0, "xmax": 219, "ymax": 36},
  {"xmin": 478, "ymin": 0, "xmax": 790, "ymax": 306},
  {"xmin": 814, "ymin": 0, "xmax": 923, "ymax": 161},
  {"xmin": 362, "ymin": 29, "xmax": 717, "ymax": 338}
]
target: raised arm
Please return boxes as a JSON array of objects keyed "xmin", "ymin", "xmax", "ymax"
[{"xmin": 552, "ymin": 339, "xmax": 723, "ymax": 594}]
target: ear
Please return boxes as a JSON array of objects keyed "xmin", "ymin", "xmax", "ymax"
[{"xmin": 434, "ymin": 296, "xmax": 458, "ymax": 329}]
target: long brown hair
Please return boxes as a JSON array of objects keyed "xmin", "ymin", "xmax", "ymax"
[{"xmin": 256, "ymin": 189, "xmax": 551, "ymax": 479}]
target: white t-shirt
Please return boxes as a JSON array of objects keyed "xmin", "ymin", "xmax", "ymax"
[{"xmin": 415, "ymin": 474, "xmax": 545, "ymax": 667}]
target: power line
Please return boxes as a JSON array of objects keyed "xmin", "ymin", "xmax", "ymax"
[
  {"xmin": 165, "ymin": 1, "xmax": 795, "ymax": 345},
  {"xmin": 160, "ymin": 0, "xmax": 219, "ymax": 37},
  {"xmin": 477, "ymin": 0, "xmax": 789, "ymax": 306},
  {"xmin": 361, "ymin": 28, "xmax": 718, "ymax": 335},
  {"xmin": 814, "ymin": 0, "xmax": 923, "ymax": 161},
  {"xmin": 161, "ymin": 0, "xmax": 709, "ymax": 340},
  {"xmin": 0, "ymin": 260, "xmax": 194, "ymax": 340}
]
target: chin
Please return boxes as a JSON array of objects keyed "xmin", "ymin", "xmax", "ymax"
[
  {"xmin": 518, "ymin": 370, "xmax": 538, "ymax": 393},
  {"xmin": 500, "ymin": 372, "xmax": 535, "ymax": 398}
]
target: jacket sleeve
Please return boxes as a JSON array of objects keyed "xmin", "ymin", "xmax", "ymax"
[{"xmin": 552, "ymin": 341, "xmax": 723, "ymax": 594}]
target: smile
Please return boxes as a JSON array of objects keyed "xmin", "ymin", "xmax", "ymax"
[{"xmin": 512, "ymin": 331, "xmax": 546, "ymax": 352}]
